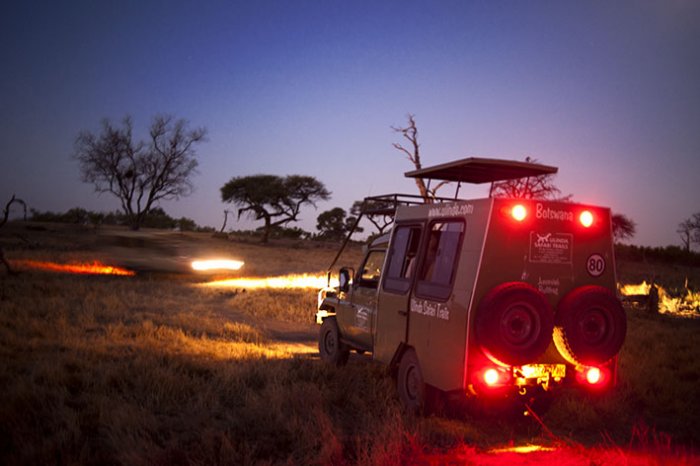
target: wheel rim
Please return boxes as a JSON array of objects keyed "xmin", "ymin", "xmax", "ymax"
[
  {"xmin": 324, "ymin": 329, "xmax": 336, "ymax": 355},
  {"xmin": 405, "ymin": 365, "xmax": 420, "ymax": 401},
  {"xmin": 578, "ymin": 307, "xmax": 608, "ymax": 345},
  {"xmin": 500, "ymin": 303, "xmax": 540, "ymax": 347}
]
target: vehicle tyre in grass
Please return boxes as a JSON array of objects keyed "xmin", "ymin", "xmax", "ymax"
[
  {"xmin": 319, "ymin": 316, "xmax": 349, "ymax": 366},
  {"xmin": 554, "ymin": 285, "xmax": 626, "ymax": 365},
  {"xmin": 475, "ymin": 282, "xmax": 554, "ymax": 366},
  {"xmin": 397, "ymin": 348, "xmax": 424, "ymax": 414}
]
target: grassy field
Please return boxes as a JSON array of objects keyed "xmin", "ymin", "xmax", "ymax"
[{"xmin": 1, "ymin": 224, "xmax": 698, "ymax": 464}]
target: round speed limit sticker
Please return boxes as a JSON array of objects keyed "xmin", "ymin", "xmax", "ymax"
[{"xmin": 586, "ymin": 254, "xmax": 606, "ymax": 277}]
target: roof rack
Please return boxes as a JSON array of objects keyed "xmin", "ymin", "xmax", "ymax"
[
  {"xmin": 360, "ymin": 193, "xmax": 455, "ymax": 215},
  {"xmin": 327, "ymin": 193, "xmax": 453, "ymax": 273}
]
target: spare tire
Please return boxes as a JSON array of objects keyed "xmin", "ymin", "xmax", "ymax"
[
  {"xmin": 553, "ymin": 285, "xmax": 626, "ymax": 365},
  {"xmin": 475, "ymin": 282, "xmax": 554, "ymax": 366}
]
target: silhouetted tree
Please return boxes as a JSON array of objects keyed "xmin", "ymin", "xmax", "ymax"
[
  {"xmin": 1, "ymin": 194, "xmax": 27, "ymax": 274},
  {"xmin": 220, "ymin": 210, "xmax": 232, "ymax": 233},
  {"xmin": 220, "ymin": 174, "xmax": 330, "ymax": 243},
  {"xmin": 490, "ymin": 156, "xmax": 569, "ymax": 200},
  {"xmin": 316, "ymin": 207, "xmax": 361, "ymax": 241},
  {"xmin": 177, "ymin": 217, "xmax": 197, "ymax": 231},
  {"xmin": 678, "ymin": 212, "xmax": 700, "ymax": 252},
  {"xmin": 351, "ymin": 199, "xmax": 394, "ymax": 236},
  {"xmin": 611, "ymin": 213, "xmax": 636, "ymax": 243},
  {"xmin": 392, "ymin": 114, "xmax": 448, "ymax": 202},
  {"xmin": 74, "ymin": 115, "xmax": 206, "ymax": 230}
]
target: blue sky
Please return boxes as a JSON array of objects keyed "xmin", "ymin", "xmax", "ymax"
[{"xmin": 1, "ymin": 0, "xmax": 699, "ymax": 246}]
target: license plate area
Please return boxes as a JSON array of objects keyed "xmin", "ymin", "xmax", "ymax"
[{"xmin": 515, "ymin": 364, "xmax": 566, "ymax": 389}]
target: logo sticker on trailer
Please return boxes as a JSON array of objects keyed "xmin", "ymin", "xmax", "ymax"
[
  {"xmin": 529, "ymin": 232, "xmax": 573, "ymax": 264},
  {"xmin": 586, "ymin": 254, "xmax": 606, "ymax": 277}
]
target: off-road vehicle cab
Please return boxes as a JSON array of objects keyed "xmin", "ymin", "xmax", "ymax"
[{"xmin": 316, "ymin": 158, "xmax": 626, "ymax": 412}]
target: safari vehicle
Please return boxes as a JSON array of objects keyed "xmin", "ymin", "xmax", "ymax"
[{"xmin": 315, "ymin": 158, "xmax": 626, "ymax": 412}]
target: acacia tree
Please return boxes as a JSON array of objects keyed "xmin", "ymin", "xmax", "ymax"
[
  {"xmin": 489, "ymin": 156, "xmax": 569, "ymax": 200},
  {"xmin": 316, "ymin": 207, "xmax": 361, "ymax": 241},
  {"xmin": 350, "ymin": 199, "xmax": 394, "ymax": 236},
  {"xmin": 74, "ymin": 115, "xmax": 206, "ymax": 230},
  {"xmin": 221, "ymin": 174, "xmax": 330, "ymax": 243},
  {"xmin": 392, "ymin": 114, "xmax": 448, "ymax": 202}
]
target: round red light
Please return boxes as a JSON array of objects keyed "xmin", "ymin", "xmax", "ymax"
[
  {"xmin": 512, "ymin": 205, "xmax": 527, "ymax": 222},
  {"xmin": 586, "ymin": 367, "xmax": 601, "ymax": 384},
  {"xmin": 580, "ymin": 210, "xmax": 594, "ymax": 228},
  {"xmin": 484, "ymin": 368, "xmax": 500, "ymax": 386}
]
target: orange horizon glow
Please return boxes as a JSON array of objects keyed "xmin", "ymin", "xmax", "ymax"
[{"xmin": 11, "ymin": 260, "xmax": 135, "ymax": 276}]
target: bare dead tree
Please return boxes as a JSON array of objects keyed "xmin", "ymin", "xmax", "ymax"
[
  {"xmin": 1, "ymin": 194, "xmax": 27, "ymax": 274},
  {"xmin": 75, "ymin": 115, "xmax": 206, "ymax": 230},
  {"xmin": 391, "ymin": 114, "xmax": 448, "ymax": 202},
  {"xmin": 678, "ymin": 213, "xmax": 700, "ymax": 252}
]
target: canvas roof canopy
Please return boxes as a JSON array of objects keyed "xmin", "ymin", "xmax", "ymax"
[{"xmin": 404, "ymin": 157, "xmax": 558, "ymax": 184}]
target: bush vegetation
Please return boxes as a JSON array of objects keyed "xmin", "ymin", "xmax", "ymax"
[
  {"xmin": 28, "ymin": 207, "xmax": 210, "ymax": 232},
  {"xmin": 616, "ymin": 243, "xmax": 700, "ymax": 268}
]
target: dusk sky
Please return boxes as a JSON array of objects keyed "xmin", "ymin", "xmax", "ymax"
[{"xmin": 1, "ymin": 1, "xmax": 698, "ymax": 247}]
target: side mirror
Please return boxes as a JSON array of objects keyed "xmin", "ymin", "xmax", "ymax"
[{"xmin": 338, "ymin": 268, "xmax": 351, "ymax": 293}]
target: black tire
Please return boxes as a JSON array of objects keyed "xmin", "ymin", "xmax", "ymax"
[
  {"xmin": 475, "ymin": 282, "xmax": 554, "ymax": 366},
  {"xmin": 319, "ymin": 317, "xmax": 349, "ymax": 366},
  {"xmin": 397, "ymin": 348, "xmax": 424, "ymax": 414},
  {"xmin": 554, "ymin": 285, "xmax": 626, "ymax": 365}
]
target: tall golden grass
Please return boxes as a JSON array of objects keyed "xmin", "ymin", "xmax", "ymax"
[{"xmin": 1, "ymin": 226, "xmax": 698, "ymax": 464}]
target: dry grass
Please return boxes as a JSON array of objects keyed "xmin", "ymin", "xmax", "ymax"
[
  {"xmin": 0, "ymin": 271, "xmax": 405, "ymax": 465},
  {"xmin": 1, "ymin": 224, "xmax": 698, "ymax": 464}
]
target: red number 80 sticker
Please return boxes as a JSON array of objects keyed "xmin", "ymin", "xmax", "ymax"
[{"xmin": 586, "ymin": 254, "xmax": 605, "ymax": 277}]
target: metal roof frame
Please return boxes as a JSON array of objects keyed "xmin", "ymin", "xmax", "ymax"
[{"xmin": 405, "ymin": 157, "xmax": 558, "ymax": 184}]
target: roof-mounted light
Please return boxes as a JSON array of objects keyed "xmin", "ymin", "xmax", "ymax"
[
  {"xmin": 579, "ymin": 210, "xmax": 594, "ymax": 228},
  {"xmin": 511, "ymin": 204, "xmax": 527, "ymax": 222}
]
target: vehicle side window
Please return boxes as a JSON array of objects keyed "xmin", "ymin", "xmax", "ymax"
[
  {"xmin": 383, "ymin": 225, "xmax": 422, "ymax": 294},
  {"xmin": 415, "ymin": 220, "xmax": 464, "ymax": 300},
  {"xmin": 357, "ymin": 250, "xmax": 386, "ymax": 289}
]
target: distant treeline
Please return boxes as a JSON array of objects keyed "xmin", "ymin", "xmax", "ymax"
[
  {"xmin": 28, "ymin": 207, "xmax": 214, "ymax": 232},
  {"xmin": 615, "ymin": 243, "xmax": 700, "ymax": 267}
]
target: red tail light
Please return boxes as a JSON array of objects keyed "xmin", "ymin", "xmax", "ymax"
[
  {"xmin": 484, "ymin": 368, "xmax": 500, "ymax": 386},
  {"xmin": 586, "ymin": 367, "xmax": 601, "ymax": 384},
  {"xmin": 474, "ymin": 367, "xmax": 512, "ymax": 389},
  {"xmin": 576, "ymin": 365, "xmax": 609, "ymax": 388},
  {"xmin": 579, "ymin": 210, "xmax": 594, "ymax": 228}
]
